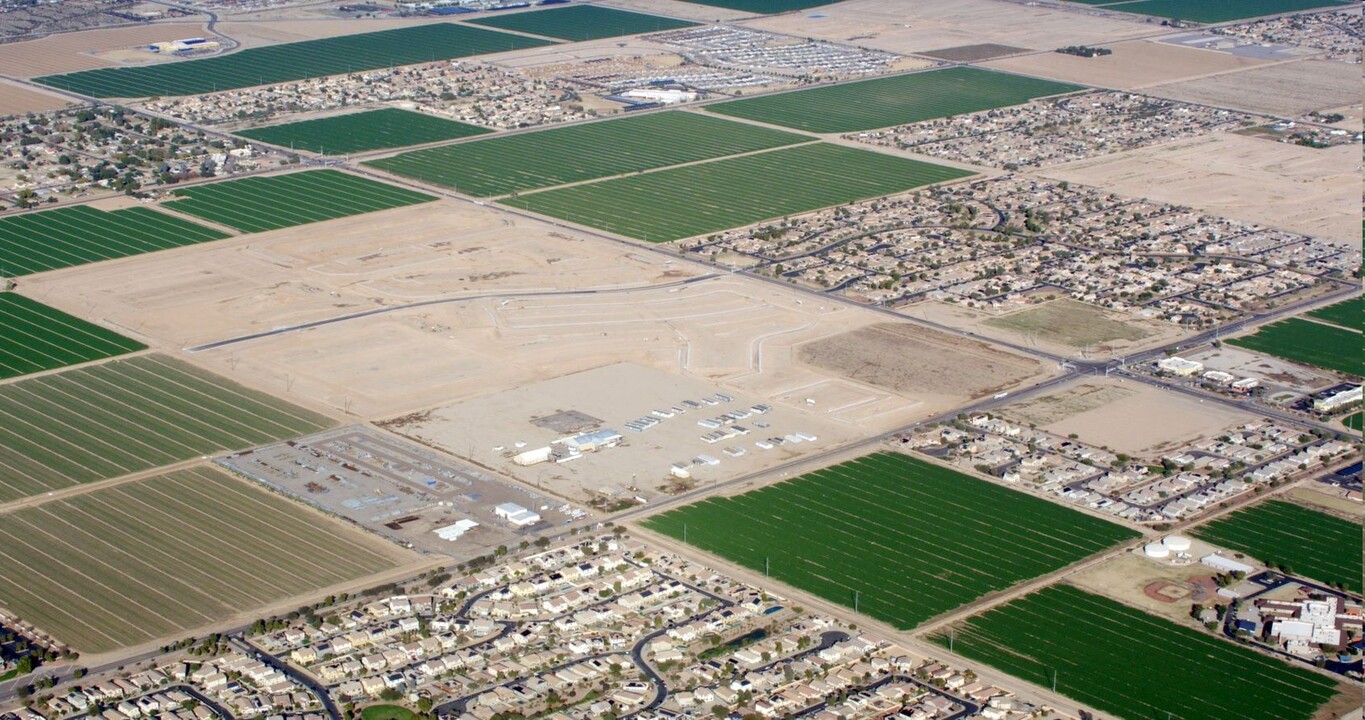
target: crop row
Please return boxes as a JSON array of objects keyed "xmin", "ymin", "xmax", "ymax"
[
  {"xmin": 1228, "ymin": 317, "xmax": 1361, "ymax": 377},
  {"xmin": 1192, "ymin": 500, "xmax": 1361, "ymax": 592},
  {"xmin": 931, "ymin": 584, "xmax": 1339, "ymax": 720},
  {"xmin": 165, "ymin": 169, "xmax": 435, "ymax": 232},
  {"xmin": 504, "ymin": 143, "xmax": 973, "ymax": 242},
  {"xmin": 643, "ymin": 452, "xmax": 1137, "ymax": 628},
  {"xmin": 0, "ymin": 205, "xmax": 228, "ymax": 276},
  {"xmin": 0, "ymin": 293, "xmax": 145, "ymax": 380},
  {"xmin": 238, "ymin": 108, "xmax": 491, "ymax": 155},
  {"xmin": 0, "ymin": 354, "xmax": 333, "ymax": 503}
]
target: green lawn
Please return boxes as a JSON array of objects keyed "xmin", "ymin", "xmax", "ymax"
[
  {"xmin": 0, "ymin": 354, "xmax": 334, "ymax": 504},
  {"xmin": 361, "ymin": 706, "xmax": 417, "ymax": 720},
  {"xmin": 1306, "ymin": 295, "xmax": 1361, "ymax": 330},
  {"xmin": 164, "ymin": 170, "xmax": 435, "ymax": 233},
  {"xmin": 1343, "ymin": 411, "xmax": 1361, "ymax": 431},
  {"xmin": 34, "ymin": 23, "xmax": 556, "ymax": 98},
  {"xmin": 931, "ymin": 584, "xmax": 1342, "ymax": 720},
  {"xmin": 678, "ymin": 0, "xmax": 841, "ymax": 12},
  {"xmin": 1084, "ymin": 0, "xmax": 1351, "ymax": 23},
  {"xmin": 0, "ymin": 293, "xmax": 145, "ymax": 380},
  {"xmin": 501, "ymin": 142, "xmax": 974, "ymax": 242},
  {"xmin": 706, "ymin": 66, "xmax": 1086, "ymax": 133},
  {"xmin": 0, "ymin": 466, "xmax": 410, "ymax": 653},
  {"xmin": 642, "ymin": 452, "xmax": 1139, "ymax": 629},
  {"xmin": 0, "ymin": 205, "xmax": 228, "ymax": 276},
  {"xmin": 236, "ymin": 108, "xmax": 491, "ymax": 154},
  {"xmin": 467, "ymin": 5, "xmax": 697, "ymax": 41},
  {"xmin": 365, "ymin": 111, "xmax": 812, "ymax": 197},
  {"xmin": 1227, "ymin": 317, "xmax": 1361, "ymax": 377},
  {"xmin": 1192, "ymin": 500, "xmax": 1362, "ymax": 592}
]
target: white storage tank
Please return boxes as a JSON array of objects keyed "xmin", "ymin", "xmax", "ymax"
[
  {"xmin": 1163, "ymin": 535, "xmax": 1192, "ymax": 553},
  {"xmin": 1144, "ymin": 542, "xmax": 1171, "ymax": 559}
]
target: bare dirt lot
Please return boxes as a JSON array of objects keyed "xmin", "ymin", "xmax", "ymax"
[
  {"xmin": 1191, "ymin": 345, "xmax": 1338, "ymax": 395},
  {"xmin": 0, "ymin": 22, "xmax": 206, "ymax": 76},
  {"xmin": 982, "ymin": 39, "xmax": 1271, "ymax": 90},
  {"xmin": 599, "ymin": 0, "xmax": 758, "ymax": 22},
  {"xmin": 797, "ymin": 322, "xmax": 1050, "ymax": 406},
  {"xmin": 1028, "ymin": 378, "xmax": 1256, "ymax": 456},
  {"xmin": 741, "ymin": 0, "xmax": 1154, "ymax": 56},
  {"xmin": 908, "ymin": 298, "xmax": 1183, "ymax": 360},
  {"xmin": 392, "ymin": 362, "xmax": 859, "ymax": 508},
  {"xmin": 1043, "ymin": 132, "xmax": 1361, "ymax": 246},
  {"xmin": 0, "ymin": 79, "xmax": 76, "ymax": 115},
  {"xmin": 918, "ymin": 43, "xmax": 1029, "ymax": 62},
  {"xmin": 1007, "ymin": 381, "xmax": 1137, "ymax": 426},
  {"xmin": 1143, "ymin": 59, "xmax": 1361, "ymax": 117},
  {"xmin": 214, "ymin": 17, "xmax": 441, "ymax": 49}
]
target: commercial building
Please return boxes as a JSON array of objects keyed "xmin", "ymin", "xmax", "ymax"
[{"xmin": 495, "ymin": 502, "xmax": 542, "ymax": 527}]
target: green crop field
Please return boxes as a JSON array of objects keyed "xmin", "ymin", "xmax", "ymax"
[
  {"xmin": 642, "ymin": 452, "xmax": 1139, "ymax": 629},
  {"xmin": 1080, "ymin": 0, "xmax": 1351, "ymax": 23},
  {"xmin": 0, "ymin": 205, "xmax": 228, "ymax": 276},
  {"xmin": 164, "ymin": 169, "xmax": 435, "ymax": 233},
  {"xmin": 236, "ymin": 108, "xmax": 491, "ymax": 154},
  {"xmin": 34, "ymin": 24, "xmax": 556, "ymax": 99},
  {"xmin": 679, "ymin": 0, "xmax": 840, "ymax": 12},
  {"xmin": 0, "ymin": 354, "xmax": 333, "ymax": 504},
  {"xmin": 706, "ymin": 67, "xmax": 1086, "ymax": 133},
  {"xmin": 1227, "ymin": 317, "xmax": 1361, "ymax": 377},
  {"xmin": 467, "ymin": 5, "xmax": 697, "ymax": 41},
  {"xmin": 1192, "ymin": 500, "xmax": 1361, "ymax": 592},
  {"xmin": 502, "ymin": 143, "xmax": 974, "ymax": 242},
  {"xmin": 931, "ymin": 584, "xmax": 1341, "ymax": 720},
  {"xmin": 365, "ymin": 111, "xmax": 812, "ymax": 197},
  {"xmin": 0, "ymin": 293, "xmax": 145, "ymax": 380},
  {"xmin": 1306, "ymin": 295, "xmax": 1362, "ymax": 330},
  {"xmin": 0, "ymin": 466, "xmax": 412, "ymax": 653}
]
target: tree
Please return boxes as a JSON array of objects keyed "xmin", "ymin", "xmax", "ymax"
[{"xmin": 15, "ymin": 655, "xmax": 33, "ymax": 675}]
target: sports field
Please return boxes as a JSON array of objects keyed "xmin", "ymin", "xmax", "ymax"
[
  {"xmin": 0, "ymin": 293, "xmax": 144, "ymax": 380},
  {"xmin": 1344, "ymin": 412, "xmax": 1362, "ymax": 431},
  {"xmin": 467, "ymin": 5, "xmax": 697, "ymax": 41},
  {"xmin": 641, "ymin": 452, "xmax": 1139, "ymax": 629},
  {"xmin": 502, "ymin": 143, "xmax": 974, "ymax": 242},
  {"xmin": 164, "ymin": 170, "xmax": 435, "ymax": 233},
  {"xmin": 930, "ymin": 584, "xmax": 1341, "ymax": 720},
  {"xmin": 365, "ymin": 111, "xmax": 812, "ymax": 197},
  {"xmin": 706, "ymin": 67, "xmax": 1086, "ymax": 133},
  {"xmin": 0, "ymin": 205, "xmax": 228, "ymax": 276},
  {"xmin": 1306, "ymin": 295, "xmax": 1362, "ymax": 330},
  {"xmin": 0, "ymin": 465, "xmax": 411, "ymax": 653},
  {"xmin": 236, "ymin": 108, "xmax": 491, "ymax": 154},
  {"xmin": 1227, "ymin": 317, "xmax": 1361, "ymax": 377},
  {"xmin": 984, "ymin": 299, "xmax": 1146, "ymax": 348},
  {"xmin": 1079, "ymin": 0, "xmax": 1351, "ymax": 23},
  {"xmin": 34, "ymin": 24, "xmax": 556, "ymax": 98},
  {"xmin": 679, "ymin": 0, "xmax": 839, "ymax": 12},
  {"xmin": 0, "ymin": 354, "xmax": 334, "ymax": 504},
  {"xmin": 1192, "ymin": 500, "xmax": 1361, "ymax": 592}
]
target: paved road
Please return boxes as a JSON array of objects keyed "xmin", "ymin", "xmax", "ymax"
[{"xmin": 234, "ymin": 636, "xmax": 342, "ymax": 720}]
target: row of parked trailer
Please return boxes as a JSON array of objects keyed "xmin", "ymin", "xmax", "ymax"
[{"xmin": 624, "ymin": 393, "xmax": 740, "ymax": 433}]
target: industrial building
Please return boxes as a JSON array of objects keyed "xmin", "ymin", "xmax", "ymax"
[{"xmin": 494, "ymin": 502, "xmax": 542, "ymax": 527}]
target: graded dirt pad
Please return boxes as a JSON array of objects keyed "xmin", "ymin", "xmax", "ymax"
[
  {"xmin": 1039, "ymin": 378, "xmax": 1255, "ymax": 456},
  {"xmin": 22, "ymin": 202, "xmax": 931, "ymax": 429},
  {"xmin": 741, "ymin": 0, "xmax": 1153, "ymax": 56},
  {"xmin": 1044, "ymin": 132, "xmax": 1360, "ymax": 246},
  {"xmin": 0, "ymin": 79, "xmax": 75, "ymax": 115},
  {"xmin": 797, "ymin": 323, "xmax": 1048, "ymax": 405},
  {"xmin": 1143, "ymin": 59, "xmax": 1360, "ymax": 116},
  {"xmin": 982, "ymin": 39, "xmax": 1271, "ymax": 90},
  {"xmin": 393, "ymin": 362, "xmax": 860, "ymax": 507},
  {"xmin": 918, "ymin": 44, "xmax": 1031, "ymax": 62},
  {"xmin": 0, "ymin": 23, "xmax": 204, "ymax": 77}
]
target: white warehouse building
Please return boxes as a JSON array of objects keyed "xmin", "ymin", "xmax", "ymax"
[{"xmin": 494, "ymin": 502, "xmax": 542, "ymax": 527}]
